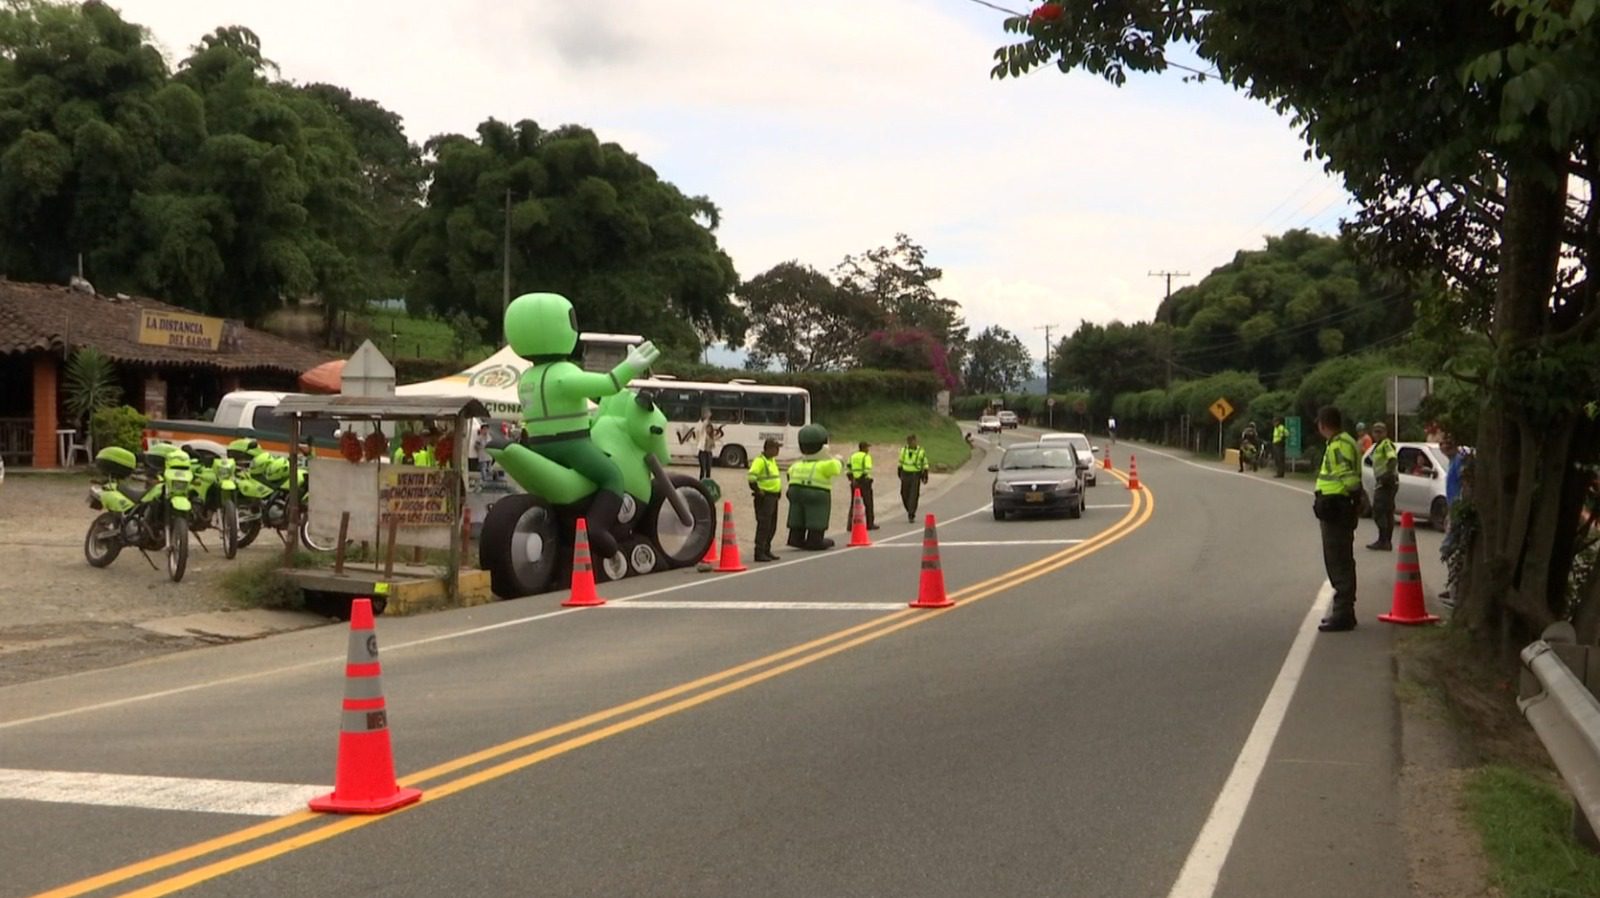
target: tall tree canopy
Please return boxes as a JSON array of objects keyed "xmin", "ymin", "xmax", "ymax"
[
  {"xmin": 394, "ymin": 118, "xmax": 743, "ymax": 358},
  {"xmin": 962, "ymin": 324, "xmax": 1034, "ymax": 394},
  {"xmin": 736, "ymin": 261, "xmax": 879, "ymax": 371},
  {"xmin": 0, "ymin": 1, "xmax": 389, "ymax": 323},
  {"xmin": 996, "ymin": 0, "xmax": 1600, "ymax": 642}
]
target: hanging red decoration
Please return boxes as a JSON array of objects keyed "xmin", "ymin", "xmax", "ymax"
[
  {"xmin": 363, "ymin": 431, "xmax": 389, "ymax": 462},
  {"xmin": 1030, "ymin": 3, "xmax": 1063, "ymax": 23},
  {"xmin": 340, "ymin": 431, "xmax": 363, "ymax": 463}
]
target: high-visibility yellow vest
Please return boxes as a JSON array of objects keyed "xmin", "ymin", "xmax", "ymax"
[
  {"xmin": 747, "ymin": 455, "xmax": 781, "ymax": 494},
  {"xmin": 1316, "ymin": 432, "xmax": 1361, "ymax": 496},
  {"xmin": 1273, "ymin": 424, "xmax": 1288, "ymax": 444},
  {"xmin": 1372, "ymin": 438, "xmax": 1397, "ymax": 476},
  {"xmin": 898, "ymin": 446, "xmax": 928, "ymax": 474},
  {"xmin": 787, "ymin": 457, "xmax": 839, "ymax": 490},
  {"xmin": 848, "ymin": 450, "xmax": 872, "ymax": 479}
]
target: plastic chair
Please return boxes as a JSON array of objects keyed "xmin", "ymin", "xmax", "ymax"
[{"xmin": 65, "ymin": 431, "xmax": 92, "ymax": 466}]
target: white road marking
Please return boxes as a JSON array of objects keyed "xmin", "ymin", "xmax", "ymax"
[
  {"xmin": 1135, "ymin": 445, "xmax": 1313, "ymax": 496},
  {"xmin": 602, "ymin": 601, "xmax": 907, "ymax": 612},
  {"xmin": 0, "ymin": 501, "xmax": 1002, "ymax": 732},
  {"xmin": 1165, "ymin": 582, "xmax": 1332, "ymax": 898},
  {"xmin": 867, "ymin": 539, "xmax": 1085, "ymax": 548},
  {"xmin": 0, "ymin": 768, "xmax": 324, "ymax": 817}
]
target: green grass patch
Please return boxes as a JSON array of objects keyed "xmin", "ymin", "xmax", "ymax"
[
  {"xmin": 346, "ymin": 307, "xmax": 492, "ymax": 362},
  {"xmin": 823, "ymin": 401, "xmax": 971, "ymax": 473},
  {"xmin": 221, "ymin": 555, "xmax": 305, "ymax": 610},
  {"xmin": 1465, "ymin": 765, "xmax": 1600, "ymax": 898}
]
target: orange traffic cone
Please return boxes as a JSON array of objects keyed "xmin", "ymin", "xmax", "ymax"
[
  {"xmin": 1103, "ymin": 452, "xmax": 1112, "ymax": 471},
  {"xmin": 909, "ymin": 514, "xmax": 953, "ymax": 609},
  {"xmin": 562, "ymin": 517, "xmax": 606, "ymax": 607},
  {"xmin": 308, "ymin": 598, "xmax": 422, "ymax": 814},
  {"xmin": 848, "ymin": 488, "xmax": 872, "ymax": 547},
  {"xmin": 713, "ymin": 501, "xmax": 747, "ymax": 572},
  {"xmin": 1379, "ymin": 512, "xmax": 1440, "ymax": 625},
  {"xmin": 698, "ymin": 502, "xmax": 721, "ymax": 570},
  {"xmin": 1126, "ymin": 454, "xmax": 1141, "ymax": 491}
]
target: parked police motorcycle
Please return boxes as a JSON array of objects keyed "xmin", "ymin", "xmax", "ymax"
[
  {"xmin": 178, "ymin": 443, "xmax": 241, "ymax": 560},
  {"xmin": 227, "ymin": 438, "xmax": 335, "ymax": 551},
  {"xmin": 84, "ymin": 446, "xmax": 194, "ymax": 582}
]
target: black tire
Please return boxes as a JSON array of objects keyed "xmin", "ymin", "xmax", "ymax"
[
  {"xmin": 992, "ymin": 507, "xmax": 1006, "ymax": 521},
  {"xmin": 221, "ymin": 498, "xmax": 238, "ymax": 560},
  {"xmin": 625, "ymin": 539, "xmax": 660, "ymax": 576},
  {"xmin": 1430, "ymin": 496, "xmax": 1449, "ymax": 531},
  {"xmin": 597, "ymin": 550, "xmax": 629, "ymax": 583},
  {"xmin": 480, "ymin": 494, "xmax": 561, "ymax": 598},
  {"xmin": 644, "ymin": 474, "xmax": 716, "ymax": 567},
  {"xmin": 1067, "ymin": 500, "xmax": 1082, "ymax": 520},
  {"xmin": 718, "ymin": 444, "xmax": 748, "ymax": 469},
  {"xmin": 237, "ymin": 514, "xmax": 262, "ymax": 549},
  {"xmin": 166, "ymin": 514, "xmax": 189, "ymax": 582},
  {"xmin": 300, "ymin": 517, "xmax": 351, "ymax": 553},
  {"xmin": 84, "ymin": 512, "xmax": 122, "ymax": 568}
]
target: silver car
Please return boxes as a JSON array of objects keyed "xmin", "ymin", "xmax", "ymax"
[
  {"xmin": 1038, "ymin": 432, "xmax": 1098, "ymax": 486},
  {"xmin": 1360, "ymin": 441, "xmax": 1460, "ymax": 530}
]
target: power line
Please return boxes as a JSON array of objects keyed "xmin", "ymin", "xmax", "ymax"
[
  {"xmin": 1172, "ymin": 288, "xmax": 1410, "ymax": 359},
  {"xmin": 961, "ymin": 0, "xmax": 1026, "ymax": 15}
]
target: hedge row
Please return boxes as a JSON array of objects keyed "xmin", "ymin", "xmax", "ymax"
[{"xmin": 950, "ymin": 392, "xmax": 1094, "ymax": 430}]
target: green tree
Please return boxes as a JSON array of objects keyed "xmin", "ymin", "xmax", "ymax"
[
  {"xmin": 1052, "ymin": 320, "xmax": 1168, "ymax": 420},
  {"xmin": 394, "ymin": 119, "xmax": 743, "ymax": 358},
  {"xmin": 993, "ymin": 0, "xmax": 1600, "ymax": 641},
  {"xmin": 962, "ymin": 324, "xmax": 1034, "ymax": 394},
  {"xmin": 736, "ymin": 261, "xmax": 881, "ymax": 371},
  {"xmin": 835, "ymin": 233, "xmax": 967, "ymax": 366}
]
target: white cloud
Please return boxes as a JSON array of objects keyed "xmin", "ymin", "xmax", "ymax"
[{"xmin": 112, "ymin": 0, "xmax": 1352, "ymax": 345}]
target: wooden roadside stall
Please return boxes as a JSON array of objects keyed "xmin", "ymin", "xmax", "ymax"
[{"xmin": 275, "ymin": 394, "xmax": 492, "ymax": 614}]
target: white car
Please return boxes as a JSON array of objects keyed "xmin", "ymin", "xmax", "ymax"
[
  {"xmin": 1039, "ymin": 432, "xmax": 1098, "ymax": 486},
  {"xmin": 978, "ymin": 415, "xmax": 1002, "ymax": 434},
  {"xmin": 1361, "ymin": 441, "xmax": 1463, "ymax": 530},
  {"xmin": 997, "ymin": 410, "xmax": 1019, "ymax": 429}
]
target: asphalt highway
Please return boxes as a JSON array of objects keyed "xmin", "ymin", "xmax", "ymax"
[{"xmin": 0, "ymin": 429, "xmax": 1437, "ymax": 897}]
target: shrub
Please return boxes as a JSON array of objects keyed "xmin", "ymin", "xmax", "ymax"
[{"xmin": 90, "ymin": 405, "xmax": 148, "ymax": 453}]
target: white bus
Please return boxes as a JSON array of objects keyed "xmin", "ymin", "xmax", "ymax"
[{"xmin": 629, "ymin": 376, "xmax": 812, "ymax": 467}]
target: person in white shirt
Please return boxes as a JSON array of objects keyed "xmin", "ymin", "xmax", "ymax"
[{"xmin": 696, "ymin": 409, "xmax": 718, "ymax": 479}]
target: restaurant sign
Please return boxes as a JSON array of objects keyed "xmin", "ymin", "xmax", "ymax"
[{"xmin": 135, "ymin": 308, "xmax": 225, "ymax": 352}]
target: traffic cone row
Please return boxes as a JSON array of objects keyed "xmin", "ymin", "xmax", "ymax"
[
  {"xmin": 309, "ymin": 598, "xmax": 422, "ymax": 814},
  {"xmin": 562, "ymin": 517, "xmax": 605, "ymax": 607},
  {"xmin": 714, "ymin": 501, "xmax": 746, "ymax": 572},
  {"xmin": 1379, "ymin": 512, "xmax": 1439, "ymax": 625},
  {"xmin": 848, "ymin": 488, "xmax": 872, "ymax": 547},
  {"xmin": 909, "ymin": 514, "xmax": 952, "ymax": 609},
  {"xmin": 1126, "ymin": 454, "xmax": 1141, "ymax": 491}
]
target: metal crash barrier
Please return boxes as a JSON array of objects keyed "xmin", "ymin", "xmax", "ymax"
[{"xmin": 1519, "ymin": 621, "xmax": 1600, "ymax": 851}]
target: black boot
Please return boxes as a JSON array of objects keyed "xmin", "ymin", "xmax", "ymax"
[
  {"xmin": 786, "ymin": 528, "xmax": 805, "ymax": 549},
  {"xmin": 1318, "ymin": 610, "xmax": 1357, "ymax": 632},
  {"xmin": 584, "ymin": 490, "xmax": 623, "ymax": 559},
  {"xmin": 803, "ymin": 530, "xmax": 834, "ymax": 551}
]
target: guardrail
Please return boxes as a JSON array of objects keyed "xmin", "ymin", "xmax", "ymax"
[{"xmin": 1519, "ymin": 621, "xmax": 1600, "ymax": 851}]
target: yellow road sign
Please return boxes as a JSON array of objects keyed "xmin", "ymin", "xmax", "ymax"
[{"xmin": 1209, "ymin": 397, "xmax": 1234, "ymax": 422}]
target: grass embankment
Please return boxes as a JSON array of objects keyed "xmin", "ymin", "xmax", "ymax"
[
  {"xmin": 1399, "ymin": 627, "xmax": 1600, "ymax": 896},
  {"xmin": 823, "ymin": 401, "xmax": 971, "ymax": 473}
]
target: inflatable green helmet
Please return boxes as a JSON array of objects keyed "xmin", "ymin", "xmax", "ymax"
[
  {"xmin": 505, "ymin": 292, "xmax": 579, "ymax": 358},
  {"xmin": 798, "ymin": 423, "xmax": 829, "ymax": 454}
]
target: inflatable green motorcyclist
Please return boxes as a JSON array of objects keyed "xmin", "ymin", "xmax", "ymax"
[
  {"xmin": 505, "ymin": 292, "xmax": 661, "ymax": 558},
  {"xmin": 785, "ymin": 423, "xmax": 842, "ymax": 551}
]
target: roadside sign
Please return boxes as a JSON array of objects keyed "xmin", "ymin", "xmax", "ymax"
[
  {"xmin": 1046, "ymin": 397, "xmax": 1056, "ymax": 407},
  {"xmin": 1287, "ymin": 416, "xmax": 1303, "ymax": 457},
  {"xmin": 1209, "ymin": 397, "xmax": 1234, "ymax": 422}
]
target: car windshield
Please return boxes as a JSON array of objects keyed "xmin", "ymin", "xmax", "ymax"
[{"xmin": 1002, "ymin": 448, "xmax": 1075, "ymax": 469}]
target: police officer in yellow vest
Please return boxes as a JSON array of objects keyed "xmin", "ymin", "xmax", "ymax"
[
  {"xmin": 1366, "ymin": 422, "xmax": 1399, "ymax": 551},
  {"xmin": 747, "ymin": 438, "xmax": 783, "ymax": 562},
  {"xmin": 1314, "ymin": 406, "xmax": 1363, "ymax": 631},
  {"xmin": 785, "ymin": 424, "xmax": 842, "ymax": 551},
  {"xmin": 898, "ymin": 434, "xmax": 930, "ymax": 523},
  {"xmin": 1272, "ymin": 416, "xmax": 1288, "ymax": 478},
  {"xmin": 847, "ymin": 441, "xmax": 879, "ymax": 531}
]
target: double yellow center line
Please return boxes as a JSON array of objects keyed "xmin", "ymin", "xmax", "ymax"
[{"xmin": 38, "ymin": 478, "xmax": 1154, "ymax": 898}]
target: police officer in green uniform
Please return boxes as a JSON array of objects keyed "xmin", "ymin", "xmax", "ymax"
[
  {"xmin": 504, "ymin": 292, "xmax": 660, "ymax": 558},
  {"xmin": 1367, "ymin": 421, "xmax": 1399, "ymax": 551},
  {"xmin": 785, "ymin": 424, "xmax": 842, "ymax": 551},
  {"xmin": 747, "ymin": 438, "xmax": 782, "ymax": 562},
  {"xmin": 1272, "ymin": 416, "xmax": 1288, "ymax": 478},
  {"xmin": 847, "ymin": 441, "xmax": 878, "ymax": 531},
  {"xmin": 898, "ymin": 434, "xmax": 929, "ymax": 523},
  {"xmin": 1314, "ymin": 406, "xmax": 1362, "ymax": 631}
]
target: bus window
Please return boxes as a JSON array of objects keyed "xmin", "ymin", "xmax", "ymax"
[
  {"xmin": 707, "ymin": 391, "xmax": 742, "ymax": 424},
  {"xmin": 656, "ymin": 388, "xmax": 705, "ymax": 423},
  {"xmin": 579, "ymin": 342, "xmax": 629, "ymax": 374},
  {"xmin": 742, "ymin": 392, "xmax": 788, "ymax": 426},
  {"xmin": 788, "ymin": 393, "xmax": 810, "ymax": 426}
]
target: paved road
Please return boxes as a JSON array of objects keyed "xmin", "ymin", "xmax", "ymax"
[{"xmin": 1, "ymin": 430, "xmax": 1445, "ymax": 897}]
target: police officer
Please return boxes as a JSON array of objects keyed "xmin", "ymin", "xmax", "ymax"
[
  {"xmin": 1238, "ymin": 421, "xmax": 1260, "ymax": 473},
  {"xmin": 1272, "ymin": 416, "xmax": 1288, "ymax": 478},
  {"xmin": 847, "ymin": 441, "xmax": 878, "ymax": 530},
  {"xmin": 747, "ymin": 438, "xmax": 782, "ymax": 562},
  {"xmin": 898, "ymin": 434, "xmax": 930, "ymax": 523},
  {"xmin": 1366, "ymin": 422, "xmax": 1398, "ymax": 551},
  {"xmin": 1313, "ymin": 406, "xmax": 1362, "ymax": 631}
]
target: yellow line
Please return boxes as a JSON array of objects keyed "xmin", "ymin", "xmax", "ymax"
[{"xmin": 42, "ymin": 481, "xmax": 1151, "ymax": 898}]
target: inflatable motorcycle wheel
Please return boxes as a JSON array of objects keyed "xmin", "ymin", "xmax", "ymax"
[
  {"xmin": 643, "ymin": 474, "xmax": 716, "ymax": 567},
  {"xmin": 480, "ymin": 493, "xmax": 562, "ymax": 598}
]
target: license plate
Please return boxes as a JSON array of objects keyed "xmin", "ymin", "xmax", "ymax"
[{"xmin": 1025, "ymin": 491, "xmax": 1044, "ymax": 503}]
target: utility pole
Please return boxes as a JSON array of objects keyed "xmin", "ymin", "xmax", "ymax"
[
  {"xmin": 1149, "ymin": 270, "xmax": 1189, "ymax": 390},
  {"xmin": 1035, "ymin": 323, "xmax": 1059, "ymax": 430},
  {"xmin": 501, "ymin": 188, "xmax": 512, "ymax": 319}
]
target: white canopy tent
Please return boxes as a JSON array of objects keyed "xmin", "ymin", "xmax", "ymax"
[{"xmin": 394, "ymin": 333, "xmax": 643, "ymax": 420}]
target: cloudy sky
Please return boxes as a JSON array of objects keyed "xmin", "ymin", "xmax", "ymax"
[{"xmin": 112, "ymin": 0, "xmax": 1353, "ymax": 366}]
